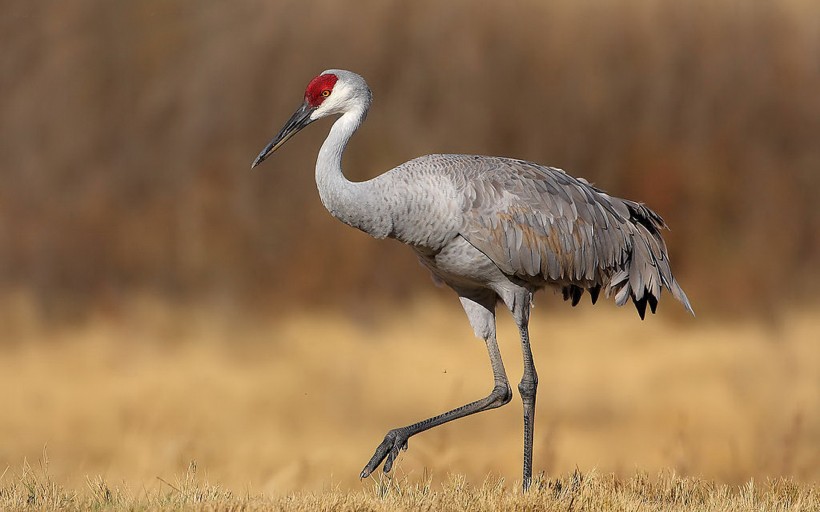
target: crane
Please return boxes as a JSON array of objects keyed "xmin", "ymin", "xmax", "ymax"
[{"xmin": 251, "ymin": 69, "xmax": 694, "ymax": 491}]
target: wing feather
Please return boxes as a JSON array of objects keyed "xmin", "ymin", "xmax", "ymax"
[{"xmin": 448, "ymin": 155, "xmax": 693, "ymax": 317}]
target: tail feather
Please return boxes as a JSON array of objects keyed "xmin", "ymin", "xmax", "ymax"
[
  {"xmin": 588, "ymin": 284, "xmax": 601, "ymax": 305},
  {"xmin": 633, "ymin": 295, "xmax": 648, "ymax": 320},
  {"xmin": 561, "ymin": 284, "xmax": 585, "ymax": 307},
  {"xmin": 605, "ymin": 201, "xmax": 694, "ymax": 318},
  {"xmin": 667, "ymin": 274, "xmax": 695, "ymax": 316},
  {"xmin": 647, "ymin": 293, "xmax": 658, "ymax": 314}
]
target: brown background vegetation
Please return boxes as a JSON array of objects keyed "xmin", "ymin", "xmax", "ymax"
[{"xmin": 2, "ymin": 0, "xmax": 819, "ymax": 323}]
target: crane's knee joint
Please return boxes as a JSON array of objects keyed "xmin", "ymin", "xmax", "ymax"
[
  {"xmin": 518, "ymin": 376, "xmax": 538, "ymax": 400},
  {"xmin": 491, "ymin": 383, "xmax": 513, "ymax": 406}
]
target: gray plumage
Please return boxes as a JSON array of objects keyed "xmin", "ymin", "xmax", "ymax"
[
  {"xmin": 252, "ymin": 69, "xmax": 693, "ymax": 491},
  {"xmin": 371, "ymin": 154, "xmax": 692, "ymax": 319}
]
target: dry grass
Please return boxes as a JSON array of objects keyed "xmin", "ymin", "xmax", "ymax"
[
  {"xmin": 1, "ymin": 462, "xmax": 817, "ymax": 512},
  {"xmin": 0, "ymin": 294, "xmax": 817, "ymax": 505}
]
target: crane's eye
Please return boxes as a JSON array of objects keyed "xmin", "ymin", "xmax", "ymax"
[{"xmin": 321, "ymin": 90, "xmax": 331, "ymax": 97}]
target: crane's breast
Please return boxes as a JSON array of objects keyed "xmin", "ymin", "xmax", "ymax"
[{"xmin": 379, "ymin": 163, "xmax": 464, "ymax": 251}]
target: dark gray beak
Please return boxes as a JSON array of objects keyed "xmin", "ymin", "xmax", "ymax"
[{"xmin": 251, "ymin": 102, "xmax": 316, "ymax": 168}]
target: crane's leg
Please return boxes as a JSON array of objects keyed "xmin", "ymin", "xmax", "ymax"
[
  {"xmin": 517, "ymin": 320, "xmax": 538, "ymax": 491},
  {"xmin": 505, "ymin": 289, "xmax": 538, "ymax": 491},
  {"xmin": 360, "ymin": 292, "xmax": 512, "ymax": 479},
  {"xmin": 508, "ymin": 292, "xmax": 538, "ymax": 491}
]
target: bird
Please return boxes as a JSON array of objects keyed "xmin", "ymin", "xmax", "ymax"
[{"xmin": 251, "ymin": 69, "xmax": 694, "ymax": 491}]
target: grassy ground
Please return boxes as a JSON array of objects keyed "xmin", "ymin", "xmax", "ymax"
[
  {"xmin": 1, "ymin": 461, "xmax": 816, "ymax": 511},
  {"xmin": 0, "ymin": 295, "xmax": 818, "ymax": 509}
]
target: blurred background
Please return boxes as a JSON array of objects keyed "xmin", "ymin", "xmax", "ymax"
[{"xmin": 0, "ymin": 0, "xmax": 818, "ymax": 494}]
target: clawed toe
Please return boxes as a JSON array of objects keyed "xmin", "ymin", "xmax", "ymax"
[{"xmin": 359, "ymin": 430, "xmax": 408, "ymax": 479}]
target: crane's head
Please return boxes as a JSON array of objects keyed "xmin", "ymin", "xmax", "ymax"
[{"xmin": 251, "ymin": 69, "xmax": 372, "ymax": 168}]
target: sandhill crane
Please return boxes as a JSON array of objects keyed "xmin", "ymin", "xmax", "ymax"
[{"xmin": 251, "ymin": 69, "xmax": 693, "ymax": 491}]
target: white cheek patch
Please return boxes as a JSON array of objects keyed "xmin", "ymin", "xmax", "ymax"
[
  {"xmin": 311, "ymin": 88, "xmax": 349, "ymax": 119},
  {"xmin": 311, "ymin": 95, "xmax": 338, "ymax": 118}
]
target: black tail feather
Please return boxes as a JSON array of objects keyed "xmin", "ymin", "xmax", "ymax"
[
  {"xmin": 647, "ymin": 294, "xmax": 658, "ymax": 314},
  {"xmin": 633, "ymin": 295, "xmax": 648, "ymax": 320},
  {"xmin": 570, "ymin": 285, "xmax": 583, "ymax": 306},
  {"xmin": 561, "ymin": 285, "xmax": 586, "ymax": 307},
  {"xmin": 588, "ymin": 285, "xmax": 601, "ymax": 305}
]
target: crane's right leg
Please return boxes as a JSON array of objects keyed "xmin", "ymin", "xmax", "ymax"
[{"xmin": 360, "ymin": 292, "xmax": 512, "ymax": 479}]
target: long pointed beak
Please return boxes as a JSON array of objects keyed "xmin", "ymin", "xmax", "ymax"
[{"xmin": 251, "ymin": 102, "xmax": 316, "ymax": 168}]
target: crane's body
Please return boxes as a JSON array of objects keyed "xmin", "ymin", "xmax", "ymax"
[{"xmin": 252, "ymin": 69, "xmax": 693, "ymax": 491}]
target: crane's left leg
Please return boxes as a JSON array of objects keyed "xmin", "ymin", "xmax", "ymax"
[
  {"xmin": 512, "ymin": 292, "xmax": 538, "ymax": 491},
  {"xmin": 518, "ymin": 322, "xmax": 538, "ymax": 491}
]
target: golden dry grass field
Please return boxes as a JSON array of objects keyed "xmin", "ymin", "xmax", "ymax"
[{"xmin": 1, "ymin": 295, "xmax": 817, "ymax": 510}]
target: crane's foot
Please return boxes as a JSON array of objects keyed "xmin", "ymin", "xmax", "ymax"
[{"xmin": 359, "ymin": 429, "xmax": 409, "ymax": 479}]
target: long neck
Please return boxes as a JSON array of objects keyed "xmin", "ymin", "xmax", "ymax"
[{"xmin": 315, "ymin": 108, "xmax": 393, "ymax": 239}]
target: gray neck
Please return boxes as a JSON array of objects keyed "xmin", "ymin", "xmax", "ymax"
[{"xmin": 315, "ymin": 108, "xmax": 393, "ymax": 239}]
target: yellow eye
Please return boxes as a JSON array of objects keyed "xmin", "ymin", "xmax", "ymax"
[{"xmin": 321, "ymin": 90, "xmax": 331, "ymax": 97}]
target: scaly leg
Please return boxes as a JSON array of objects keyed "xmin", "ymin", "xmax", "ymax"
[
  {"xmin": 517, "ymin": 321, "xmax": 538, "ymax": 491},
  {"xmin": 502, "ymin": 289, "xmax": 539, "ymax": 491},
  {"xmin": 360, "ymin": 293, "xmax": 512, "ymax": 479}
]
